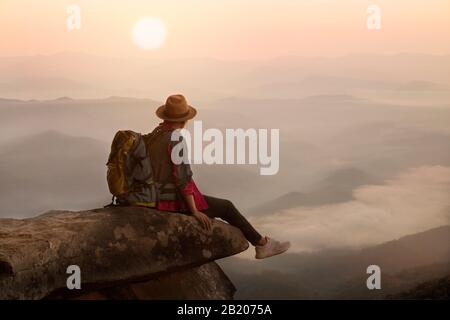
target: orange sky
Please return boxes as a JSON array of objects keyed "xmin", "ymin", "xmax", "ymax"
[{"xmin": 1, "ymin": 0, "xmax": 449, "ymax": 59}]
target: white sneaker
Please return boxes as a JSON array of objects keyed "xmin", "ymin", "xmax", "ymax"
[{"xmin": 255, "ymin": 237, "xmax": 291, "ymax": 259}]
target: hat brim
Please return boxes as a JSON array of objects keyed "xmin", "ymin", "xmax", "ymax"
[{"xmin": 155, "ymin": 104, "xmax": 197, "ymax": 122}]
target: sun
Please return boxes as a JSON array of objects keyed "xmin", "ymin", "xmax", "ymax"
[{"xmin": 132, "ymin": 17, "xmax": 167, "ymax": 50}]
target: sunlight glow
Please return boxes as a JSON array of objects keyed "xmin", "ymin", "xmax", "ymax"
[{"xmin": 132, "ymin": 17, "xmax": 167, "ymax": 50}]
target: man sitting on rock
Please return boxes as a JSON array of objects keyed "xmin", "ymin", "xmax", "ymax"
[{"xmin": 145, "ymin": 94, "xmax": 290, "ymax": 259}]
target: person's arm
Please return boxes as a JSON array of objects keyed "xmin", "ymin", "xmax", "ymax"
[
  {"xmin": 168, "ymin": 141, "xmax": 212, "ymax": 231},
  {"xmin": 182, "ymin": 187, "xmax": 212, "ymax": 231}
]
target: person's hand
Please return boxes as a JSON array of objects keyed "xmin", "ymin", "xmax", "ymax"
[{"xmin": 192, "ymin": 210, "xmax": 213, "ymax": 231}]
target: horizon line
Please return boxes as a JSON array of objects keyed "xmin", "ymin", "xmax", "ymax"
[{"xmin": 1, "ymin": 50, "xmax": 450, "ymax": 62}]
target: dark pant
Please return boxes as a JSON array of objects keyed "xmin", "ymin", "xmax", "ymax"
[{"xmin": 202, "ymin": 195, "xmax": 263, "ymax": 246}]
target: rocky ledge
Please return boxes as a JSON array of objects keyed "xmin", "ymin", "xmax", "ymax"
[{"xmin": 0, "ymin": 206, "xmax": 249, "ymax": 299}]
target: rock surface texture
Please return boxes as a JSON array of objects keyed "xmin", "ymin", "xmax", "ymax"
[{"xmin": 0, "ymin": 206, "xmax": 249, "ymax": 299}]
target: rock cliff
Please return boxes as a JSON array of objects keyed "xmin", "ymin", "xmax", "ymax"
[{"xmin": 0, "ymin": 206, "xmax": 249, "ymax": 299}]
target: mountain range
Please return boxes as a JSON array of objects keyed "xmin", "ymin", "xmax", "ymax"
[{"xmin": 0, "ymin": 52, "xmax": 449, "ymax": 104}]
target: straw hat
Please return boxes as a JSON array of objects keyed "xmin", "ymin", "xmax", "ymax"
[{"xmin": 156, "ymin": 94, "xmax": 197, "ymax": 121}]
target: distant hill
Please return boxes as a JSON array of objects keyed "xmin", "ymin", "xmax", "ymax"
[
  {"xmin": 388, "ymin": 274, "xmax": 450, "ymax": 300},
  {"xmin": 0, "ymin": 52, "xmax": 449, "ymax": 102},
  {"xmin": 0, "ymin": 131, "xmax": 110, "ymax": 218},
  {"xmin": 248, "ymin": 167, "xmax": 378, "ymax": 215},
  {"xmin": 0, "ymin": 96, "xmax": 162, "ymax": 145},
  {"xmin": 220, "ymin": 225, "xmax": 450, "ymax": 299},
  {"xmin": 0, "ymin": 98, "xmax": 24, "ymax": 104}
]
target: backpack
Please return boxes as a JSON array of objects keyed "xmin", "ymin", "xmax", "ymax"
[{"xmin": 105, "ymin": 130, "xmax": 157, "ymax": 207}]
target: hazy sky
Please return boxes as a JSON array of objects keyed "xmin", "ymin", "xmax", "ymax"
[{"xmin": 1, "ymin": 0, "xmax": 449, "ymax": 59}]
